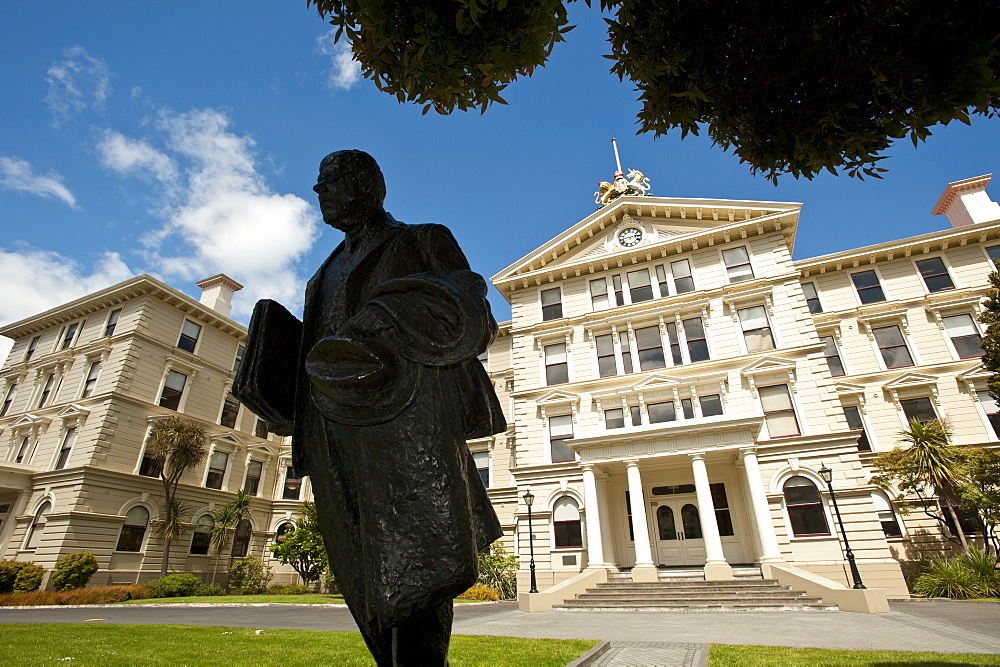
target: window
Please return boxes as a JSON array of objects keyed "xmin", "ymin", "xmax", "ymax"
[
  {"xmin": 105, "ymin": 309, "xmax": 122, "ymax": 336},
  {"xmin": 851, "ymin": 270, "xmax": 885, "ymax": 304},
  {"xmin": 654, "ymin": 264, "xmax": 669, "ymax": 296},
  {"xmin": 159, "ymin": 370, "xmax": 187, "ymax": 410},
  {"xmin": 138, "ymin": 447, "xmax": 162, "ymax": 478},
  {"xmin": 255, "ymin": 418, "xmax": 269, "ymax": 439},
  {"xmin": 231, "ymin": 520, "xmax": 252, "ymax": 558},
  {"xmin": 977, "ymin": 391, "xmax": 1000, "ymax": 439},
  {"xmin": 942, "ymin": 314, "xmax": 982, "ymax": 359},
  {"xmin": 671, "ymin": 259, "xmax": 694, "ymax": 293},
  {"xmin": 681, "ymin": 398, "xmax": 694, "ymax": 419},
  {"xmin": 544, "ymin": 343, "xmax": 569, "ymax": 385},
  {"xmin": 916, "ymin": 257, "xmax": 954, "ymax": 292},
  {"xmin": 783, "ymin": 477, "xmax": 830, "ymax": 536},
  {"xmin": 590, "ymin": 278, "xmax": 610, "ymax": 310},
  {"xmin": 177, "ymin": 320, "xmax": 202, "ymax": 353},
  {"xmin": 37, "ymin": 373, "xmax": 55, "ymax": 408},
  {"xmin": 627, "ymin": 268, "xmax": 654, "ymax": 303},
  {"xmin": 233, "ymin": 344, "xmax": 246, "ymax": 375},
  {"xmin": 282, "ymin": 466, "xmax": 302, "ymax": 500},
  {"xmin": 664, "ymin": 322, "xmax": 683, "ymax": 365},
  {"xmin": 843, "ymin": 405, "xmax": 871, "ymax": 452},
  {"xmin": 872, "ymin": 325, "xmax": 914, "ymax": 368},
  {"xmin": 25, "ymin": 501, "xmax": 51, "ymax": 550},
  {"xmin": 24, "ymin": 336, "xmax": 40, "ymax": 362},
  {"xmin": 205, "ymin": 450, "xmax": 230, "ymax": 489},
  {"xmin": 472, "ymin": 451, "xmax": 489, "ymax": 487},
  {"xmin": 648, "ymin": 401, "xmax": 676, "ymax": 424},
  {"xmin": 738, "ymin": 306, "xmax": 775, "ymax": 353},
  {"xmin": 711, "ymin": 483, "xmax": 735, "ymax": 536},
  {"xmin": 220, "ymin": 394, "xmax": 240, "ymax": 429},
  {"xmin": 61, "ymin": 322, "xmax": 79, "ymax": 349},
  {"xmin": 872, "ymin": 492, "xmax": 902, "ymax": 538},
  {"xmin": 244, "ymin": 460, "xmax": 263, "ymax": 495},
  {"xmin": 612, "ymin": 275, "xmax": 624, "ymax": 306},
  {"xmin": 820, "ymin": 336, "xmax": 846, "ymax": 377},
  {"xmin": 275, "ymin": 522, "xmax": 293, "ymax": 544},
  {"xmin": 190, "ymin": 515, "xmax": 214, "ymax": 555},
  {"xmin": 81, "ymin": 361, "xmax": 100, "ymax": 398},
  {"xmin": 14, "ymin": 437, "xmax": 30, "ymax": 464},
  {"xmin": 605, "ymin": 408, "xmax": 626, "ymax": 429},
  {"xmin": 634, "ymin": 326, "xmax": 665, "ymax": 371},
  {"xmin": 683, "ymin": 317, "xmax": 710, "ymax": 362},
  {"xmin": 900, "ymin": 397, "xmax": 937, "ymax": 424},
  {"xmin": 541, "ymin": 287, "xmax": 563, "ymax": 321},
  {"xmin": 549, "ymin": 415, "xmax": 575, "ymax": 463},
  {"xmin": 0, "ymin": 383, "xmax": 15, "ymax": 416},
  {"xmin": 701, "ymin": 394, "xmax": 724, "ymax": 417},
  {"xmin": 802, "ymin": 282, "xmax": 822, "ymax": 314},
  {"xmin": 116, "ymin": 506, "xmax": 149, "ymax": 552},
  {"xmin": 54, "ymin": 427, "xmax": 76, "ymax": 469},
  {"xmin": 722, "ymin": 246, "xmax": 754, "ymax": 282},
  {"xmin": 760, "ymin": 384, "xmax": 800, "ymax": 437},
  {"xmin": 552, "ymin": 497, "xmax": 583, "ymax": 548},
  {"xmin": 987, "ymin": 245, "xmax": 1000, "ymax": 268},
  {"xmin": 595, "ymin": 334, "xmax": 617, "ymax": 377},
  {"xmin": 618, "ymin": 331, "xmax": 634, "ymax": 374},
  {"xmin": 629, "ymin": 405, "xmax": 642, "ymax": 426}
]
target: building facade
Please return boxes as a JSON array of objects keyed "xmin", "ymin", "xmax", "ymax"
[{"xmin": 1, "ymin": 174, "xmax": 998, "ymax": 597}]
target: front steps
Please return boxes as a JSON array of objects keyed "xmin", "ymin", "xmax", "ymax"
[{"xmin": 554, "ymin": 567, "xmax": 839, "ymax": 612}]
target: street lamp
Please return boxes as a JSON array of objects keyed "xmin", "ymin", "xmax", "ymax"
[
  {"xmin": 818, "ymin": 463, "xmax": 866, "ymax": 589},
  {"xmin": 523, "ymin": 489, "xmax": 538, "ymax": 594}
]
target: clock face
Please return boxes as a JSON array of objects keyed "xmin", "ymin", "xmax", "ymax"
[{"xmin": 617, "ymin": 227, "xmax": 643, "ymax": 248}]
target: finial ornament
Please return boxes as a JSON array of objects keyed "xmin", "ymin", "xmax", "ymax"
[{"xmin": 594, "ymin": 138, "xmax": 651, "ymax": 206}]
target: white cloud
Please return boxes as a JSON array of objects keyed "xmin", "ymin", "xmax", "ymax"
[
  {"xmin": 0, "ymin": 248, "xmax": 133, "ymax": 362},
  {"xmin": 138, "ymin": 107, "xmax": 319, "ymax": 318},
  {"xmin": 316, "ymin": 31, "xmax": 361, "ymax": 91},
  {"xmin": 0, "ymin": 156, "xmax": 78, "ymax": 208},
  {"xmin": 97, "ymin": 130, "xmax": 178, "ymax": 184},
  {"xmin": 45, "ymin": 46, "xmax": 112, "ymax": 126}
]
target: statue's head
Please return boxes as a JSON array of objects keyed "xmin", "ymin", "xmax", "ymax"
[{"xmin": 314, "ymin": 150, "xmax": 387, "ymax": 232}]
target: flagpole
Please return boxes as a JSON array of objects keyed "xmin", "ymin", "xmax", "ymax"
[{"xmin": 612, "ymin": 138, "xmax": 623, "ymax": 174}]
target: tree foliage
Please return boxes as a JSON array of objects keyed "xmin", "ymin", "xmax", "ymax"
[
  {"xmin": 269, "ymin": 502, "xmax": 328, "ymax": 586},
  {"xmin": 979, "ymin": 266, "xmax": 1000, "ymax": 400},
  {"xmin": 145, "ymin": 416, "xmax": 208, "ymax": 576},
  {"xmin": 210, "ymin": 490, "xmax": 254, "ymax": 584},
  {"xmin": 307, "ymin": 0, "xmax": 1000, "ymax": 182}
]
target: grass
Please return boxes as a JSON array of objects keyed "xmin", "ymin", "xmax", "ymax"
[
  {"xmin": 0, "ymin": 624, "xmax": 595, "ymax": 666},
  {"xmin": 709, "ymin": 644, "xmax": 1000, "ymax": 665},
  {"xmin": 123, "ymin": 593, "xmax": 491, "ymax": 605}
]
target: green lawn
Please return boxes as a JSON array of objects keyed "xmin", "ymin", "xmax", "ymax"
[
  {"xmin": 124, "ymin": 594, "xmax": 491, "ymax": 605},
  {"xmin": 0, "ymin": 624, "xmax": 594, "ymax": 666},
  {"xmin": 709, "ymin": 644, "xmax": 1000, "ymax": 665}
]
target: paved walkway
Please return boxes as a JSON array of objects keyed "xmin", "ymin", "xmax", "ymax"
[{"xmin": 2, "ymin": 599, "xmax": 998, "ymax": 665}]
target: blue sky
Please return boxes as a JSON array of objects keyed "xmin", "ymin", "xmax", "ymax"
[{"xmin": 2, "ymin": 2, "xmax": 998, "ymax": 360}]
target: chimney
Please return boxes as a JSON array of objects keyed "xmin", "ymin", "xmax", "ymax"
[
  {"xmin": 931, "ymin": 174, "xmax": 1000, "ymax": 228},
  {"xmin": 196, "ymin": 274, "xmax": 244, "ymax": 318}
]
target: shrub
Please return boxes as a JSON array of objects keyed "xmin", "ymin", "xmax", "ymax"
[
  {"xmin": 913, "ymin": 556, "xmax": 985, "ymax": 599},
  {"xmin": 268, "ymin": 583, "xmax": 309, "ymax": 595},
  {"xmin": 477, "ymin": 543, "xmax": 518, "ymax": 600},
  {"xmin": 0, "ymin": 561, "xmax": 21, "ymax": 593},
  {"xmin": 13, "ymin": 562, "xmax": 44, "ymax": 593},
  {"xmin": 958, "ymin": 547, "xmax": 1000, "ymax": 597},
  {"xmin": 0, "ymin": 585, "xmax": 151, "ymax": 606},
  {"xmin": 228, "ymin": 557, "xmax": 272, "ymax": 594},
  {"xmin": 460, "ymin": 583, "xmax": 500, "ymax": 601},
  {"xmin": 146, "ymin": 573, "xmax": 202, "ymax": 598},
  {"xmin": 194, "ymin": 584, "xmax": 226, "ymax": 597},
  {"xmin": 51, "ymin": 552, "xmax": 99, "ymax": 592}
]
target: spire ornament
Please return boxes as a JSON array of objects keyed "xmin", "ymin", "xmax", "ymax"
[{"xmin": 594, "ymin": 138, "xmax": 651, "ymax": 207}]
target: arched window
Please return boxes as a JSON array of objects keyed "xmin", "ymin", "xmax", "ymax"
[
  {"xmin": 782, "ymin": 476, "xmax": 830, "ymax": 537},
  {"xmin": 871, "ymin": 492, "xmax": 902, "ymax": 538},
  {"xmin": 190, "ymin": 514, "xmax": 214, "ymax": 555},
  {"xmin": 24, "ymin": 501, "xmax": 50, "ymax": 550},
  {"xmin": 552, "ymin": 497, "xmax": 582, "ymax": 548},
  {"xmin": 680, "ymin": 503, "xmax": 702, "ymax": 539},
  {"xmin": 231, "ymin": 519, "xmax": 252, "ymax": 558},
  {"xmin": 116, "ymin": 506, "xmax": 150, "ymax": 552},
  {"xmin": 275, "ymin": 522, "xmax": 293, "ymax": 544},
  {"xmin": 656, "ymin": 506, "xmax": 677, "ymax": 540}
]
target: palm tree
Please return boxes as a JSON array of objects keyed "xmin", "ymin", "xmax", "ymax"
[
  {"xmin": 146, "ymin": 416, "xmax": 209, "ymax": 576},
  {"xmin": 210, "ymin": 490, "xmax": 253, "ymax": 585},
  {"xmin": 150, "ymin": 499, "xmax": 193, "ymax": 573}
]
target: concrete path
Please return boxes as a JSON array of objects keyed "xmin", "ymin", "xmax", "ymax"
[{"xmin": 2, "ymin": 600, "xmax": 998, "ymax": 664}]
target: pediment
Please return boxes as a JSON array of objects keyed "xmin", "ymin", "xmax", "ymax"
[
  {"xmin": 629, "ymin": 373, "xmax": 685, "ymax": 391},
  {"xmin": 210, "ymin": 432, "xmax": 247, "ymax": 448},
  {"xmin": 741, "ymin": 356, "xmax": 797, "ymax": 376},
  {"xmin": 957, "ymin": 363, "xmax": 989, "ymax": 381},
  {"xmin": 883, "ymin": 373, "xmax": 939, "ymax": 390},
  {"xmin": 247, "ymin": 441, "xmax": 280, "ymax": 457},
  {"xmin": 535, "ymin": 389, "xmax": 580, "ymax": 407},
  {"xmin": 834, "ymin": 381, "xmax": 867, "ymax": 396},
  {"xmin": 56, "ymin": 404, "xmax": 90, "ymax": 420},
  {"xmin": 9, "ymin": 413, "xmax": 49, "ymax": 429}
]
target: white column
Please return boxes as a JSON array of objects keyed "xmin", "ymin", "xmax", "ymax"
[
  {"xmin": 690, "ymin": 451, "xmax": 733, "ymax": 580},
  {"xmin": 740, "ymin": 447, "xmax": 783, "ymax": 563},
  {"xmin": 581, "ymin": 463, "xmax": 607, "ymax": 568},
  {"xmin": 596, "ymin": 475, "xmax": 616, "ymax": 567},
  {"xmin": 625, "ymin": 459, "xmax": 657, "ymax": 581}
]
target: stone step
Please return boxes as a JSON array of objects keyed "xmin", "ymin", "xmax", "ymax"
[
  {"xmin": 596, "ymin": 580, "xmax": 783, "ymax": 589},
  {"xmin": 552, "ymin": 602, "xmax": 840, "ymax": 612},
  {"xmin": 578, "ymin": 591, "xmax": 813, "ymax": 600}
]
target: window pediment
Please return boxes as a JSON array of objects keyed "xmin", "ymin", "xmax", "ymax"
[
  {"xmin": 958, "ymin": 363, "xmax": 990, "ymax": 392},
  {"xmin": 535, "ymin": 389, "xmax": 580, "ymax": 415},
  {"xmin": 883, "ymin": 373, "xmax": 940, "ymax": 402}
]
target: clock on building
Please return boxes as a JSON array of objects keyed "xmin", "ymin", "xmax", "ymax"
[{"xmin": 617, "ymin": 226, "xmax": 644, "ymax": 248}]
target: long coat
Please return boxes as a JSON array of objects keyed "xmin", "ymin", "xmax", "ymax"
[{"xmin": 293, "ymin": 219, "xmax": 504, "ymax": 647}]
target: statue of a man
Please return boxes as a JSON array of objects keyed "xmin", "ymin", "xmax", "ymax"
[{"xmin": 235, "ymin": 150, "xmax": 504, "ymax": 665}]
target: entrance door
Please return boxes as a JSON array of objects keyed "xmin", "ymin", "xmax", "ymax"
[{"xmin": 652, "ymin": 498, "xmax": 706, "ymax": 566}]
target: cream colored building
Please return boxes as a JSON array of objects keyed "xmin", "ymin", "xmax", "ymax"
[{"xmin": 491, "ymin": 174, "xmax": 1000, "ymax": 601}]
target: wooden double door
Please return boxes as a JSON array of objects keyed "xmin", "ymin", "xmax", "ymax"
[{"xmin": 651, "ymin": 496, "xmax": 706, "ymax": 567}]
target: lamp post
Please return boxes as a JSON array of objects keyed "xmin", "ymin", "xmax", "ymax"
[
  {"xmin": 524, "ymin": 489, "xmax": 538, "ymax": 594},
  {"xmin": 818, "ymin": 463, "xmax": 866, "ymax": 589}
]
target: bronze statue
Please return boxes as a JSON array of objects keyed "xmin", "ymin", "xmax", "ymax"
[{"xmin": 234, "ymin": 150, "xmax": 504, "ymax": 665}]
